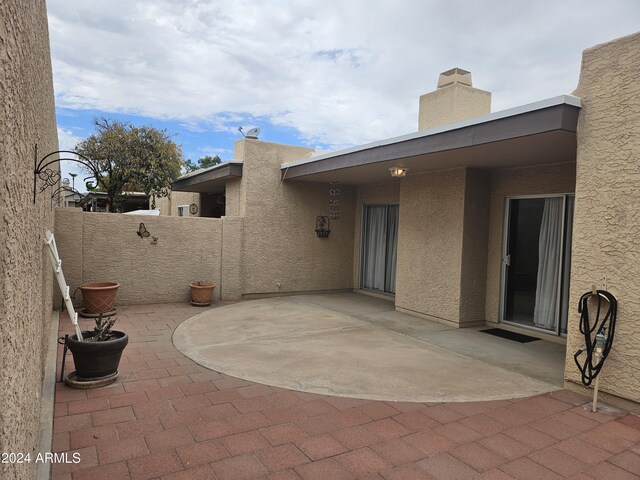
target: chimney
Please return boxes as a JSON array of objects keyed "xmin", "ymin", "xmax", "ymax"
[{"xmin": 418, "ymin": 68, "xmax": 491, "ymax": 130}]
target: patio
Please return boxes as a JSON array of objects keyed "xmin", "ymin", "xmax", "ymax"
[
  {"xmin": 174, "ymin": 293, "xmax": 564, "ymax": 402},
  {"xmin": 50, "ymin": 300, "xmax": 640, "ymax": 480}
]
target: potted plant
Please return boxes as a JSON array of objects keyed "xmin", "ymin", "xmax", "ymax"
[
  {"xmin": 189, "ymin": 281, "xmax": 216, "ymax": 306},
  {"xmin": 65, "ymin": 314, "xmax": 128, "ymax": 386},
  {"xmin": 79, "ymin": 281, "xmax": 120, "ymax": 316}
]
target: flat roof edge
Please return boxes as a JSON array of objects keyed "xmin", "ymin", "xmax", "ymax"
[
  {"xmin": 171, "ymin": 162, "xmax": 243, "ymax": 191},
  {"xmin": 176, "ymin": 160, "xmax": 243, "ymax": 181},
  {"xmin": 281, "ymin": 95, "xmax": 581, "ymax": 170}
]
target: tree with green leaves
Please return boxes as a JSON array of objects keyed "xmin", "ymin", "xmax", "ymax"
[
  {"xmin": 183, "ymin": 155, "xmax": 222, "ymax": 173},
  {"xmin": 75, "ymin": 117, "xmax": 183, "ymax": 211}
]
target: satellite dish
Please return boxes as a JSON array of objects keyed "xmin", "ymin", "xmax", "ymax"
[{"xmin": 238, "ymin": 126, "xmax": 261, "ymax": 139}]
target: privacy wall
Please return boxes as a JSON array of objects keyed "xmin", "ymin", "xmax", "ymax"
[
  {"xmin": 54, "ymin": 210, "xmax": 237, "ymax": 306},
  {"xmin": 0, "ymin": 1, "xmax": 58, "ymax": 478},
  {"xmin": 567, "ymin": 32, "xmax": 640, "ymax": 405}
]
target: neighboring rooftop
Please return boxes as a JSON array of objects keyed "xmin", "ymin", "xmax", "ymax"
[{"xmin": 172, "ymin": 160, "xmax": 243, "ymax": 193}]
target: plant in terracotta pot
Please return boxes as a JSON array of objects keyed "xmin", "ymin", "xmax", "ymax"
[
  {"xmin": 79, "ymin": 282, "xmax": 120, "ymax": 317},
  {"xmin": 65, "ymin": 313, "xmax": 128, "ymax": 388},
  {"xmin": 189, "ymin": 281, "xmax": 216, "ymax": 306}
]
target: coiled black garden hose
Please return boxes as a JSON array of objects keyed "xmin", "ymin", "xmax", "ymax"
[{"xmin": 573, "ymin": 289, "xmax": 617, "ymax": 386}]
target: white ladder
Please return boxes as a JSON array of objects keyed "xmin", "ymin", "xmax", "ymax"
[{"xmin": 44, "ymin": 230, "xmax": 83, "ymax": 341}]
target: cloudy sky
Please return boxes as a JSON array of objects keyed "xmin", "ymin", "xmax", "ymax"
[{"xmin": 47, "ymin": 0, "xmax": 639, "ymax": 183}]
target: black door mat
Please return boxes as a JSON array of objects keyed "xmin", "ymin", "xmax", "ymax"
[{"xmin": 480, "ymin": 328, "xmax": 540, "ymax": 343}]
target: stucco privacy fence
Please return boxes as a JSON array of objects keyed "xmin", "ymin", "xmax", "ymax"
[{"xmin": 53, "ymin": 209, "xmax": 244, "ymax": 307}]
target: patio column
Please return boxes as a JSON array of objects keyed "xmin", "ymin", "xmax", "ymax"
[{"xmin": 395, "ymin": 167, "xmax": 490, "ymax": 327}]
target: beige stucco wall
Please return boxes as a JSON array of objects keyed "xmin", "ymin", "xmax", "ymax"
[
  {"xmin": 156, "ymin": 191, "xmax": 200, "ymax": 216},
  {"xmin": 0, "ymin": 1, "xmax": 58, "ymax": 478},
  {"xmin": 484, "ymin": 163, "xmax": 576, "ymax": 323},
  {"xmin": 459, "ymin": 169, "xmax": 491, "ymax": 326},
  {"xmin": 238, "ymin": 140, "xmax": 356, "ymax": 295},
  {"xmin": 352, "ymin": 182, "xmax": 401, "ymax": 289},
  {"xmin": 220, "ymin": 216, "xmax": 244, "ymax": 300},
  {"xmin": 225, "ymin": 177, "xmax": 242, "ymax": 217},
  {"xmin": 396, "ymin": 168, "xmax": 466, "ymax": 324},
  {"xmin": 565, "ymin": 32, "xmax": 640, "ymax": 403},
  {"xmin": 54, "ymin": 209, "xmax": 226, "ymax": 305}
]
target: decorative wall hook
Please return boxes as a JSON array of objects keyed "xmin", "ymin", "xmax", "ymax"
[
  {"xmin": 33, "ymin": 143, "xmax": 100, "ymax": 204},
  {"xmin": 315, "ymin": 216, "xmax": 330, "ymax": 238}
]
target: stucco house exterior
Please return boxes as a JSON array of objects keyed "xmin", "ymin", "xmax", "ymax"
[
  {"xmin": 171, "ymin": 32, "xmax": 640, "ymax": 409},
  {"xmin": 2, "ymin": 0, "xmax": 639, "ymax": 476},
  {"xmin": 1, "ymin": 2, "xmax": 59, "ymax": 479}
]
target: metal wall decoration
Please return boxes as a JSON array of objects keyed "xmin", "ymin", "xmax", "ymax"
[
  {"xmin": 136, "ymin": 223, "xmax": 159, "ymax": 245},
  {"xmin": 136, "ymin": 223, "xmax": 151, "ymax": 238},
  {"xmin": 329, "ymin": 181, "xmax": 340, "ymax": 220},
  {"xmin": 315, "ymin": 216, "xmax": 330, "ymax": 238},
  {"xmin": 33, "ymin": 143, "xmax": 100, "ymax": 206},
  {"xmin": 51, "ymin": 183, "xmax": 82, "ymax": 208}
]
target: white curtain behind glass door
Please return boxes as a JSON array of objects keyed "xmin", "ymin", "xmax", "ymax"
[
  {"xmin": 533, "ymin": 197, "xmax": 564, "ymax": 329},
  {"xmin": 362, "ymin": 206, "xmax": 388, "ymax": 291}
]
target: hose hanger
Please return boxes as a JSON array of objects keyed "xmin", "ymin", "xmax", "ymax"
[{"xmin": 573, "ymin": 289, "xmax": 617, "ymax": 387}]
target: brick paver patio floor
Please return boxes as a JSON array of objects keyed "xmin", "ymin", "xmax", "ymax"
[{"xmin": 51, "ymin": 303, "xmax": 640, "ymax": 479}]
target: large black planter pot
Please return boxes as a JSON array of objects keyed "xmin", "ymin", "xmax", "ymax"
[{"xmin": 66, "ymin": 331, "xmax": 128, "ymax": 379}]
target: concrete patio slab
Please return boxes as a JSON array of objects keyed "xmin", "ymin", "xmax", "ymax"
[{"xmin": 174, "ymin": 293, "xmax": 563, "ymax": 402}]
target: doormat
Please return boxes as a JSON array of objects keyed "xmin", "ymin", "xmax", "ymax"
[{"xmin": 480, "ymin": 328, "xmax": 540, "ymax": 343}]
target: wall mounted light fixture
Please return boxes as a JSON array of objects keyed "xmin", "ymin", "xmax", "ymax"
[{"xmin": 389, "ymin": 167, "xmax": 408, "ymax": 178}]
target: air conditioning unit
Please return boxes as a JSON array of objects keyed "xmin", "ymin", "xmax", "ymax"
[{"xmin": 177, "ymin": 205, "xmax": 190, "ymax": 217}]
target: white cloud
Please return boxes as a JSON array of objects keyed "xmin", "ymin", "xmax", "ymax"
[
  {"xmin": 47, "ymin": 0, "xmax": 640, "ymax": 148},
  {"xmin": 57, "ymin": 126, "xmax": 82, "ymax": 151},
  {"xmin": 194, "ymin": 145, "xmax": 233, "ymax": 158},
  {"xmin": 56, "ymin": 127, "xmax": 89, "ymax": 190}
]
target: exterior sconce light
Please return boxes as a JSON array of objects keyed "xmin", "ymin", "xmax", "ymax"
[
  {"xmin": 315, "ymin": 216, "xmax": 330, "ymax": 238},
  {"xmin": 389, "ymin": 167, "xmax": 408, "ymax": 178}
]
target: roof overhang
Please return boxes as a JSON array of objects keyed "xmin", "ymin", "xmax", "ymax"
[
  {"xmin": 281, "ymin": 95, "xmax": 581, "ymax": 185},
  {"xmin": 172, "ymin": 161, "xmax": 243, "ymax": 193}
]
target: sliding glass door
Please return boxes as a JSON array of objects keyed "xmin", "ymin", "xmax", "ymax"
[
  {"xmin": 501, "ymin": 195, "xmax": 574, "ymax": 335},
  {"xmin": 360, "ymin": 205, "xmax": 399, "ymax": 294}
]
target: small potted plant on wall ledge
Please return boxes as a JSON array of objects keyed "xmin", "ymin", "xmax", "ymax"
[
  {"xmin": 65, "ymin": 313, "xmax": 128, "ymax": 388},
  {"xmin": 189, "ymin": 281, "xmax": 216, "ymax": 306}
]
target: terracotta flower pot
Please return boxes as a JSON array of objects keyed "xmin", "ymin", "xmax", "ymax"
[
  {"xmin": 79, "ymin": 282, "xmax": 120, "ymax": 314},
  {"xmin": 189, "ymin": 282, "xmax": 216, "ymax": 306}
]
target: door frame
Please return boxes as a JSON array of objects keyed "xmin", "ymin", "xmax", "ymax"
[{"xmin": 498, "ymin": 193, "xmax": 574, "ymax": 336}]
